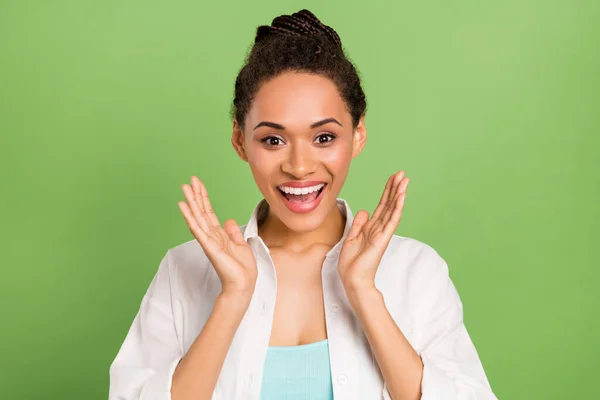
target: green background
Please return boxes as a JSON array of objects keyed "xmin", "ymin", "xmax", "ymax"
[{"xmin": 1, "ymin": 0, "xmax": 598, "ymax": 398}]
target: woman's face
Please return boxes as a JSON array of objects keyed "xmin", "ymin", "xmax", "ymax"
[{"xmin": 232, "ymin": 71, "xmax": 367, "ymax": 233}]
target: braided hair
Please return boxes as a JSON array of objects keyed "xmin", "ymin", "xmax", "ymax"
[{"xmin": 231, "ymin": 9, "xmax": 367, "ymax": 130}]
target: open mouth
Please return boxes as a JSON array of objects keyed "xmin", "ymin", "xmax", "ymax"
[{"xmin": 277, "ymin": 183, "xmax": 327, "ymax": 204}]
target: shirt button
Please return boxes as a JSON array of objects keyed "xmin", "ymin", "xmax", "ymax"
[
  {"xmin": 330, "ymin": 303, "xmax": 340, "ymax": 312},
  {"xmin": 261, "ymin": 302, "xmax": 267, "ymax": 315},
  {"xmin": 337, "ymin": 374, "xmax": 347, "ymax": 385}
]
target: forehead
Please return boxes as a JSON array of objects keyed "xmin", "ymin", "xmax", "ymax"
[{"xmin": 246, "ymin": 72, "xmax": 350, "ymax": 129}]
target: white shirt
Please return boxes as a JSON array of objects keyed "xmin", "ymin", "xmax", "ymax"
[{"xmin": 109, "ymin": 198, "xmax": 497, "ymax": 400}]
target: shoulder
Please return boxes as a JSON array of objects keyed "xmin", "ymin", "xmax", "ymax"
[
  {"xmin": 162, "ymin": 224, "xmax": 251, "ymax": 287},
  {"xmin": 376, "ymin": 235, "xmax": 454, "ymax": 307},
  {"xmin": 380, "ymin": 234, "xmax": 449, "ymax": 278},
  {"xmin": 168, "ymin": 238, "xmax": 206, "ymax": 267}
]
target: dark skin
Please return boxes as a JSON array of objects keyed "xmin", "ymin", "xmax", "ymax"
[{"xmin": 177, "ymin": 71, "xmax": 421, "ymax": 399}]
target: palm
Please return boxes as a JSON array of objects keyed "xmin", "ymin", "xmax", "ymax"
[
  {"xmin": 339, "ymin": 218, "xmax": 390, "ymax": 269},
  {"xmin": 338, "ymin": 171, "xmax": 410, "ymax": 286},
  {"xmin": 178, "ymin": 176, "xmax": 258, "ymax": 294},
  {"xmin": 202, "ymin": 225, "xmax": 257, "ymax": 286}
]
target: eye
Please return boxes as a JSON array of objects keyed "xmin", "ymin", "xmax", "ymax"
[
  {"xmin": 315, "ymin": 133, "xmax": 336, "ymax": 145},
  {"xmin": 260, "ymin": 136, "xmax": 284, "ymax": 147}
]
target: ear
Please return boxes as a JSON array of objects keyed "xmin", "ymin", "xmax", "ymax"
[
  {"xmin": 351, "ymin": 114, "xmax": 367, "ymax": 159},
  {"xmin": 231, "ymin": 119, "xmax": 248, "ymax": 162}
]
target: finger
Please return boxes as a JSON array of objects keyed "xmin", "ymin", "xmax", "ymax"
[
  {"xmin": 382, "ymin": 192, "xmax": 407, "ymax": 238},
  {"xmin": 182, "ymin": 182, "xmax": 203, "ymax": 218},
  {"xmin": 379, "ymin": 171, "xmax": 404, "ymax": 224},
  {"xmin": 346, "ymin": 210, "xmax": 369, "ymax": 241},
  {"xmin": 178, "ymin": 201, "xmax": 210, "ymax": 244},
  {"xmin": 182, "ymin": 183, "xmax": 211, "ymax": 232},
  {"xmin": 192, "ymin": 177, "xmax": 221, "ymax": 228},
  {"xmin": 185, "ymin": 178, "xmax": 205, "ymax": 216},
  {"xmin": 382, "ymin": 177, "xmax": 409, "ymax": 225},
  {"xmin": 370, "ymin": 173, "xmax": 395, "ymax": 221},
  {"xmin": 224, "ymin": 218, "xmax": 246, "ymax": 245}
]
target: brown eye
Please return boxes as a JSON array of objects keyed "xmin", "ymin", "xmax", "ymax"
[
  {"xmin": 316, "ymin": 133, "xmax": 336, "ymax": 144},
  {"xmin": 261, "ymin": 136, "xmax": 284, "ymax": 147}
]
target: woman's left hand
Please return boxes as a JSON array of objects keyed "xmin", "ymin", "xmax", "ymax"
[{"xmin": 338, "ymin": 171, "xmax": 410, "ymax": 292}]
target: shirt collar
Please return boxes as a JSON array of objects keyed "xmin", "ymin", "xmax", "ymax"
[{"xmin": 242, "ymin": 198, "xmax": 355, "ymax": 258}]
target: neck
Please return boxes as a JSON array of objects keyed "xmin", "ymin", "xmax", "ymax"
[{"xmin": 258, "ymin": 201, "xmax": 346, "ymax": 253}]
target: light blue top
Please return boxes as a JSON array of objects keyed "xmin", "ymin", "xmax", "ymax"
[{"xmin": 260, "ymin": 338, "xmax": 334, "ymax": 400}]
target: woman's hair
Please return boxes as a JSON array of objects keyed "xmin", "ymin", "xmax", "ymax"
[{"xmin": 231, "ymin": 9, "xmax": 367, "ymax": 130}]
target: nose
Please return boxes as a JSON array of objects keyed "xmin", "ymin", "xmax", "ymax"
[{"xmin": 281, "ymin": 142, "xmax": 317, "ymax": 179}]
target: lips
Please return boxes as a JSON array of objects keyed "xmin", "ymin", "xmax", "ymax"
[
  {"xmin": 278, "ymin": 180, "xmax": 327, "ymax": 189},
  {"xmin": 278, "ymin": 184, "xmax": 325, "ymax": 200},
  {"xmin": 276, "ymin": 183, "xmax": 328, "ymax": 213}
]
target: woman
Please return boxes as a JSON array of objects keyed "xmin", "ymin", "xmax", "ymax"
[{"xmin": 109, "ymin": 9, "xmax": 497, "ymax": 400}]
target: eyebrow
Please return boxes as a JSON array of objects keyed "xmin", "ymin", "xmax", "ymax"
[{"xmin": 253, "ymin": 117, "xmax": 343, "ymax": 130}]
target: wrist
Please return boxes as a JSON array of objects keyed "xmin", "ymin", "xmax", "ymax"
[
  {"xmin": 345, "ymin": 284, "xmax": 383, "ymax": 308},
  {"xmin": 216, "ymin": 291, "xmax": 253, "ymax": 314},
  {"xmin": 342, "ymin": 279, "xmax": 377, "ymax": 295}
]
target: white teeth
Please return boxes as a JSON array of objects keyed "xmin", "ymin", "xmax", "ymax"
[{"xmin": 278, "ymin": 183, "xmax": 325, "ymax": 195}]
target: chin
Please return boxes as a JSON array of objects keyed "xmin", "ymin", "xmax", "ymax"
[{"xmin": 279, "ymin": 213, "xmax": 327, "ymax": 233}]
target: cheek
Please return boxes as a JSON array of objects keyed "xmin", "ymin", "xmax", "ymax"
[
  {"xmin": 247, "ymin": 150, "xmax": 278, "ymax": 186},
  {"xmin": 321, "ymin": 143, "xmax": 353, "ymax": 173}
]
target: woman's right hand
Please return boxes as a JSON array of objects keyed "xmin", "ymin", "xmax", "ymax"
[{"xmin": 178, "ymin": 176, "xmax": 258, "ymax": 298}]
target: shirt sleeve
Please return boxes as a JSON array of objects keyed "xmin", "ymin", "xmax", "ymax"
[
  {"xmin": 383, "ymin": 246, "xmax": 497, "ymax": 400},
  {"xmin": 109, "ymin": 250, "xmax": 183, "ymax": 400}
]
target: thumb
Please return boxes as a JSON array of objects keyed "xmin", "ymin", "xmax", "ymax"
[
  {"xmin": 224, "ymin": 219, "xmax": 246, "ymax": 245},
  {"xmin": 346, "ymin": 210, "xmax": 369, "ymax": 241}
]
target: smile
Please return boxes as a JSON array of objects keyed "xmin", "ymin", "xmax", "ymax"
[{"xmin": 277, "ymin": 183, "xmax": 328, "ymax": 213}]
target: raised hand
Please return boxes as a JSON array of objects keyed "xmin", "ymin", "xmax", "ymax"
[
  {"xmin": 338, "ymin": 171, "xmax": 409, "ymax": 291},
  {"xmin": 178, "ymin": 176, "xmax": 258, "ymax": 297}
]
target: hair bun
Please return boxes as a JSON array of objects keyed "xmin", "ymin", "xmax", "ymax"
[{"xmin": 255, "ymin": 9, "xmax": 342, "ymax": 50}]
